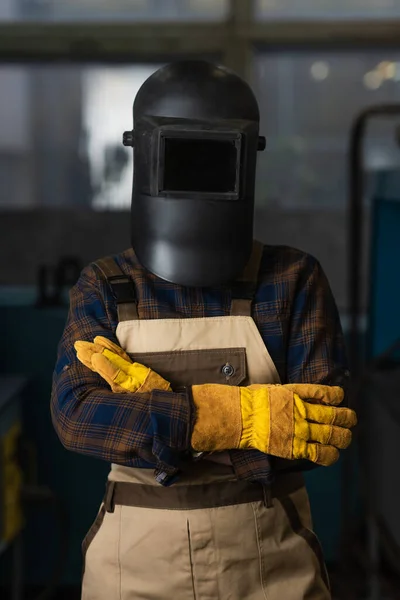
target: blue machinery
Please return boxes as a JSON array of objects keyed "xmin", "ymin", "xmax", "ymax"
[{"xmin": 343, "ymin": 105, "xmax": 400, "ymax": 599}]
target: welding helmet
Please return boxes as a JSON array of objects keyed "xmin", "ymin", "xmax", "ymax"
[{"xmin": 123, "ymin": 60, "xmax": 265, "ymax": 287}]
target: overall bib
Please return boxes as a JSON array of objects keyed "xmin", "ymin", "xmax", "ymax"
[{"xmin": 81, "ymin": 242, "xmax": 330, "ymax": 600}]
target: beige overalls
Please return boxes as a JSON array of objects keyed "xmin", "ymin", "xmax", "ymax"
[{"xmin": 81, "ymin": 242, "xmax": 330, "ymax": 600}]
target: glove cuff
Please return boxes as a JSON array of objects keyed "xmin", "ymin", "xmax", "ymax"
[
  {"xmin": 191, "ymin": 384, "xmax": 242, "ymax": 452},
  {"xmin": 138, "ymin": 368, "xmax": 171, "ymax": 393}
]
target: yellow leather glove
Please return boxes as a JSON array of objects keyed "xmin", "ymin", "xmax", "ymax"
[
  {"xmin": 74, "ymin": 336, "xmax": 171, "ymax": 393},
  {"xmin": 191, "ymin": 383, "xmax": 357, "ymax": 466}
]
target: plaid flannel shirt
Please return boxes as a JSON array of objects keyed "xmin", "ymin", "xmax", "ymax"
[{"xmin": 51, "ymin": 244, "xmax": 348, "ymax": 486}]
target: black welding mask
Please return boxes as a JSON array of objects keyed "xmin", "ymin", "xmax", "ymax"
[{"xmin": 123, "ymin": 60, "xmax": 265, "ymax": 287}]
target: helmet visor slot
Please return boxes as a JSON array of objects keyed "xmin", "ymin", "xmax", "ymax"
[{"xmin": 157, "ymin": 132, "xmax": 242, "ymax": 200}]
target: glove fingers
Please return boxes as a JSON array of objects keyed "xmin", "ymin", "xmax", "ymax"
[
  {"xmin": 293, "ymin": 438, "xmax": 340, "ymax": 465},
  {"xmin": 74, "ymin": 340, "xmax": 133, "ymax": 377},
  {"xmin": 75, "ymin": 349, "xmax": 94, "ymax": 371},
  {"xmin": 305, "ymin": 441, "xmax": 340, "ymax": 466},
  {"xmin": 307, "ymin": 423, "xmax": 352, "ymax": 449},
  {"xmin": 91, "ymin": 353, "xmax": 121, "ymax": 387},
  {"xmin": 92, "ymin": 353, "xmax": 143, "ymax": 392},
  {"xmin": 93, "ymin": 336, "xmax": 132, "ymax": 363},
  {"xmin": 330, "ymin": 406, "xmax": 357, "ymax": 428},
  {"xmin": 304, "ymin": 402, "xmax": 357, "ymax": 428},
  {"xmin": 102, "ymin": 350, "xmax": 152, "ymax": 386},
  {"xmin": 287, "ymin": 383, "xmax": 344, "ymax": 406},
  {"xmin": 74, "ymin": 341, "xmax": 105, "ymax": 371},
  {"xmin": 114, "ymin": 371, "xmax": 143, "ymax": 392},
  {"xmin": 102, "ymin": 349, "xmax": 136, "ymax": 373}
]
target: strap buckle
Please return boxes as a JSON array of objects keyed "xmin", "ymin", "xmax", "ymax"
[{"xmin": 108, "ymin": 275, "xmax": 137, "ymax": 305}]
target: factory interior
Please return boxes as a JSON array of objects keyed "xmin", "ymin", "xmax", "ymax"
[{"xmin": 1, "ymin": 0, "xmax": 400, "ymax": 599}]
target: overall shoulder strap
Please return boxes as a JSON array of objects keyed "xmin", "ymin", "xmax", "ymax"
[
  {"xmin": 94, "ymin": 256, "xmax": 138, "ymax": 322},
  {"xmin": 230, "ymin": 240, "xmax": 264, "ymax": 317}
]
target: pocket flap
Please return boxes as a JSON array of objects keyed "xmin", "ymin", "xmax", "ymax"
[{"xmin": 129, "ymin": 347, "xmax": 247, "ymax": 388}]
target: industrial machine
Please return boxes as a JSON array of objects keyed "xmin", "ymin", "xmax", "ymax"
[{"xmin": 345, "ymin": 105, "xmax": 400, "ymax": 600}]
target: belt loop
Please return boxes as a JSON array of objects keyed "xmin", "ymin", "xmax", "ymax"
[
  {"xmin": 104, "ymin": 481, "xmax": 116, "ymax": 513},
  {"xmin": 263, "ymin": 484, "xmax": 274, "ymax": 509}
]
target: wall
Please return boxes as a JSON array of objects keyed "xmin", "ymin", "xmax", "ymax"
[{"xmin": 0, "ymin": 207, "xmax": 368, "ymax": 313}]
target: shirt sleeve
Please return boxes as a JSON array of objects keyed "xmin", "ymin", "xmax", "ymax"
[
  {"xmin": 286, "ymin": 255, "xmax": 349, "ymax": 385},
  {"xmin": 282, "ymin": 255, "xmax": 349, "ymax": 473},
  {"xmin": 50, "ymin": 265, "xmax": 193, "ymax": 474}
]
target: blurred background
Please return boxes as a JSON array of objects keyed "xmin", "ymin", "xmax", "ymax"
[{"xmin": 1, "ymin": 0, "xmax": 400, "ymax": 598}]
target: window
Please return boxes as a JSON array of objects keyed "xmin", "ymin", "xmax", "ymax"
[
  {"xmin": 256, "ymin": 0, "xmax": 400, "ymax": 20},
  {"xmin": 83, "ymin": 65, "xmax": 160, "ymax": 210},
  {"xmin": 6, "ymin": 0, "xmax": 228, "ymax": 22},
  {"xmin": 254, "ymin": 52, "xmax": 400, "ymax": 209},
  {"xmin": 2, "ymin": 55, "xmax": 400, "ymax": 213},
  {"xmin": 0, "ymin": 64, "xmax": 159, "ymax": 209},
  {"xmin": 0, "ymin": 0, "xmax": 14, "ymax": 21},
  {"xmin": 0, "ymin": 66, "xmax": 31, "ymax": 207}
]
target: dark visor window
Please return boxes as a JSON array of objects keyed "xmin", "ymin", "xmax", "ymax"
[{"xmin": 162, "ymin": 138, "xmax": 239, "ymax": 194}]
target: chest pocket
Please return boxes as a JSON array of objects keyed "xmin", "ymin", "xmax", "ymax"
[{"xmin": 128, "ymin": 347, "xmax": 248, "ymax": 388}]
